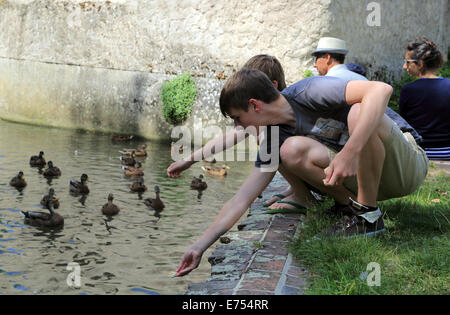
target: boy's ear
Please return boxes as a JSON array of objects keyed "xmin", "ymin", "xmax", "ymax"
[{"xmin": 249, "ymin": 99, "xmax": 262, "ymax": 112}]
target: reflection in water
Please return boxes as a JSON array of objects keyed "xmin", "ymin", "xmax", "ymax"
[{"xmin": 0, "ymin": 120, "xmax": 254, "ymax": 294}]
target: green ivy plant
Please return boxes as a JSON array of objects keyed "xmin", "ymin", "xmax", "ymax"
[{"xmin": 161, "ymin": 73, "xmax": 198, "ymax": 125}]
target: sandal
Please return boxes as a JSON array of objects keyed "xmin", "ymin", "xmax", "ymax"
[
  {"xmin": 262, "ymin": 194, "xmax": 286, "ymax": 207},
  {"xmin": 265, "ymin": 201, "xmax": 307, "ymax": 214}
]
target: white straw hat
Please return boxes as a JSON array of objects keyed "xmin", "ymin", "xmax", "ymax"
[{"xmin": 312, "ymin": 37, "xmax": 348, "ymax": 55}]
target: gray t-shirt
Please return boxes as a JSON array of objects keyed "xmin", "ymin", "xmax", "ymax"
[{"xmin": 256, "ymin": 76, "xmax": 349, "ymax": 168}]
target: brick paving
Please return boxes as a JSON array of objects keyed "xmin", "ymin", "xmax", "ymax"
[{"xmin": 185, "ymin": 173, "xmax": 309, "ymax": 295}]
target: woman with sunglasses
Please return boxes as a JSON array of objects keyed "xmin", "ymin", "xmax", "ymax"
[{"xmin": 400, "ymin": 38, "xmax": 450, "ymax": 160}]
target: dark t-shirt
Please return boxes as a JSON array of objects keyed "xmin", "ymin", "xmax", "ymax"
[
  {"xmin": 256, "ymin": 77, "xmax": 349, "ymax": 169},
  {"xmin": 399, "ymin": 77, "xmax": 450, "ymax": 148}
]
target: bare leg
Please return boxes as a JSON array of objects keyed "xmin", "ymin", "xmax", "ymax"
[{"xmin": 279, "ymin": 136, "xmax": 356, "ymax": 205}]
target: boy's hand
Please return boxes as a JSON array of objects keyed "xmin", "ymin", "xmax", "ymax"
[
  {"xmin": 175, "ymin": 245, "xmax": 203, "ymax": 277},
  {"xmin": 324, "ymin": 149, "xmax": 358, "ymax": 186},
  {"xmin": 167, "ymin": 160, "xmax": 194, "ymax": 178}
]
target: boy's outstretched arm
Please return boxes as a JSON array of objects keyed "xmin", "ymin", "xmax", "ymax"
[
  {"xmin": 175, "ymin": 168, "xmax": 275, "ymax": 276},
  {"xmin": 167, "ymin": 129, "xmax": 249, "ymax": 178}
]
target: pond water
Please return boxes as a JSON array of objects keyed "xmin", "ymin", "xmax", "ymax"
[{"xmin": 0, "ymin": 119, "xmax": 254, "ymax": 295}]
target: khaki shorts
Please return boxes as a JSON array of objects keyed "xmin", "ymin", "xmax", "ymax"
[{"xmin": 328, "ymin": 123, "xmax": 429, "ymax": 201}]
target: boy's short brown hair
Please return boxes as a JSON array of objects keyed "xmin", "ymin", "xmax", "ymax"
[
  {"xmin": 219, "ymin": 69, "xmax": 280, "ymax": 117},
  {"xmin": 242, "ymin": 55, "xmax": 287, "ymax": 91}
]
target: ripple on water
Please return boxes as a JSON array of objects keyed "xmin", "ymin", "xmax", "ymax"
[{"xmin": 0, "ymin": 119, "xmax": 254, "ymax": 294}]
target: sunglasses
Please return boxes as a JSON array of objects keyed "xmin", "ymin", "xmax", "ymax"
[{"xmin": 404, "ymin": 59, "xmax": 418, "ymax": 65}]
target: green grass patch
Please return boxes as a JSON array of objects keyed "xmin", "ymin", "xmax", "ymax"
[{"xmin": 289, "ymin": 173, "xmax": 450, "ymax": 295}]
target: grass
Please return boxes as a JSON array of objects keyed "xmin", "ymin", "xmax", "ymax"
[{"xmin": 288, "ymin": 171, "xmax": 450, "ymax": 295}]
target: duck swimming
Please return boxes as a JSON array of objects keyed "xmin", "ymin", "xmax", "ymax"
[
  {"xmin": 22, "ymin": 200, "xmax": 64, "ymax": 229},
  {"xmin": 40, "ymin": 188, "xmax": 60, "ymax": 209},
  {"xmin": 130, "ymin": 177, "xmax": 147, "ymax": 193},
  {"xmin": 43, "ymin": 161, "xmax": 62, "ymax": 177},
  {"xmin": 123, "ymin": 161, "xmax": 144, "ymax": 177},
  {"xmin": 112, "ymin": 134, "xmax": 134, "ymax": 142},
  {"xmin": 201, "ymin": 164, "xmax": 230, "ymax": 176},
  {"xmin": 10, "ymin": 171, "xmax": 27, "ymax": 188},
  {"xmin": 29, "ymin": 151, "xmax": 46, "ymax": 167},
  {"xmin": 102, "ymin": 193, "xmax": 120, "ymax": 216},
  {"xmin": 120, "ymin": 151, "xmax": 137, "ymax": 166},
  {"xmin": 120, "ymin": 144, "xmax": 148, "ymax": 157},
  {"xmin": 190, "ymin": 174, "xmax": 207, "ymax": 191},
  {"xmin": 144, "ymin": 185, "xmax": 165, "ymax": 211},
  {"xmin": 70, "ymin": 173, "xmax": 89, "ymax": 194}
]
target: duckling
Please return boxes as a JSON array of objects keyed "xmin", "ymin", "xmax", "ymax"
[
  {"xmin": 122, "ymin": 161, "xmax": 144, "ymax": 177},
  {"xmin": 190, "ymin": 174, "xmax": 207, "ymax": 191},
  {"xmin": 29, "ymin": 151, "xmax": 46, "ymax": 167},
  {"xmin": 130, "ymin": 177, "xmax": 147, "ymax": 193},
  {"xmin": 40, "ymin": 188, "xmax": 60, "ymax": 209},
  {"xmin": 144, "ymin": 185, "xmax": 165, "ymax": 211},
  {"xmin": 112, "ymin": 134, "xmax": 134, "ymax": 142},
  {"xmin": 120, "ymin": 144, "xmax": 148, "ymax": 157},
  {"xmin": 69, "ymin": 173, "xmax": 89, "ymax": 194},
  {"xmin": 201, "ymin": 164, "xmax": 230, "ymax": 176},
  {"xmin": 120, "ymin": 151, "xmax": 136, "ymax": 166},
  {"xmin": 22, "ymin": 200, "xmax": 64, "ymax": 229},
  {"xmin": 102, "ymin": 193, "xmax": 120, "ymax": 216},
  {"xmin": 43, "ymin": 161, "xmax": 62, "ymax": 177},
  {"xmin": 10, "ymin": 171, "xmax": 27, "ymax": 188}
]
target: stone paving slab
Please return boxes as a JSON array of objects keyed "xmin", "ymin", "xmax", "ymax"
[{"xmin": 185, "ymin": 173, "xmax": 309, "ymax": 295}]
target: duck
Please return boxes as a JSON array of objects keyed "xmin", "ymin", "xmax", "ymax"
[
  {"xmin": 29, "ymin": 151, "xmax": 46, "ymax": 167},
  {"xmin": 120, "ymin": 144, "xmax": 148, "ymax": 157},
  {"xmin": 69, "ymin": 173, "xmax": 89, "ymax": 194},
  {"xmin": 40, "ymin": 188, "xmax": 60, "ymax": 209},
  {"xmin": 130, "ymin": 177, "xmax": 147, "ymax": 193},
  {"xmin": 22, "ymin": 200, "xmax": 64, "ymax": 229},
  {"xmin": 102, "ymin": 193, "xmax": 120, "ymax": 216},
  {"xmin": 144, "ymin": 185, "xmax": 165, "ymax": 211},
  {"xmin": 190, "ymin": 174, "xmax": 207, "ymax": 191},
  {"xmin": 112, "ymin": 134, "xmax": 134, "ymax": 142},
  {"xmin": 122, "ymin": 162, "xmax": 144, "ymax": 177},
  {"xmin": 170, "ymin": 142, "xmax": 184, "ymax": 156},
  {"xmin": 10, "ymin": 171, "xmax": 27, "ymax": 188},
  {"xmin": 201, "ymin": 164, "xmax": 230, "ymax": 176},
  {"xmin": 120, "ymin": 151, "xmax": 136, "ymax": 166},
  {"xmin": 43, "ymin": 161, "xmax": 62, "ymax": 177}
]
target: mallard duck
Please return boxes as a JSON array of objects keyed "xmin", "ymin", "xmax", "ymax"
[
  {"xmin": 120, "ymin": 151, "xmax": 136, "ymax": 166},
  {"xmin": 201, "ymin": 164, "xmax": 230, "ymax": 176},
  {"xmin": 102, "ymin": 193, "xmax": 120, "ymax": 216},
  {"xmin": 29, "ymin": 151, "xmax": 46, "ymax": 167},
  {"xmin": 190, "ymin": 174, "xmax": 207, "ymax": 191},
  {"xmin": 10, "ymin": 171, "xmax": 27, "ymax": 188},
  {"xmin": 22, "ymin": 200, "xmax": 64, "ymax": 228},
  {"xmin": 70, "ymin": 173, "xmax": 89, "ymax": 194},
  {"xmin": 112, "ymin": 134, "xmax": 134, "ymax": 142},
  {"xmin": 122, "ymin": 162, "xmax": 144, "ymax": 177},
  {"xmin": 130, "ymin": 177, "xmax": 147, "ymax": 192},
  {"xmin": 120, "ymin": 144, "xmax": 148, "ymax": 157},
  {"xmin": 144, "ymin": 185, "xmax": 165, "ymax": 211},
  {"xmin": 43, "ymin": 161, "xmax": 62, "ymax": 177},
  {"xmin": 40, "ymin": 188, "xmax": 60, "ymax": 209}
]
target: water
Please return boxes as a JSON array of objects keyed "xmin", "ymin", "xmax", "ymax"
[{"xmin": 0, "ymin": 119, "xmax": 254, "ymax": 294}]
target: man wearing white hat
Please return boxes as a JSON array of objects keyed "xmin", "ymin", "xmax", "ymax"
[{"xmin": 312, "ymin": 37, "xmax": 368, "ymax": 81}]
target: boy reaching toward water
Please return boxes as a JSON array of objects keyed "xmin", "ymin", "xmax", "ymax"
[{"xmin": 175, "ymin": 69, "xmax": 428, "ymax": 277}]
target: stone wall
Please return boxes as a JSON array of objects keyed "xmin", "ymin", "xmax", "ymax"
[{"xmin": 0, "ymin": 0, "xmax": 448, "ymax": 140}]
